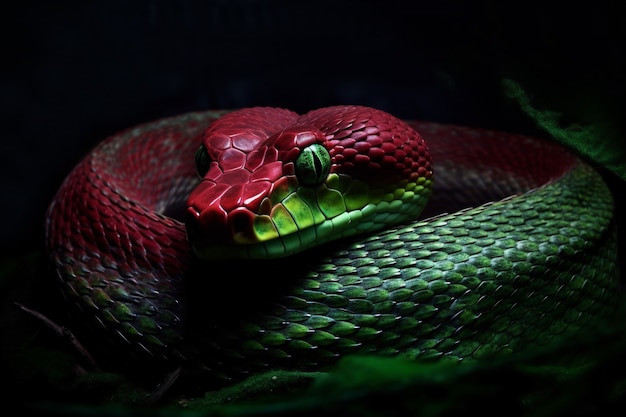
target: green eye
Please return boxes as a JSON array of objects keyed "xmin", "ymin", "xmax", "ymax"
[
  {"xmin": 295, "ymin": 143, "xmax": 331, "ymax": 186},
  {"xmin": 195, "ymin": 145, "xmax": 211, "ymax": 177}
]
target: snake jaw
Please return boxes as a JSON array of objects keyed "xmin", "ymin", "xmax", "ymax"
[{"xmin": 187, "ymin": 171, "xmax": 434, "ymax": 261}]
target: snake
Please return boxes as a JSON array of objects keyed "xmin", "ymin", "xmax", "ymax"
[{"xmin": 44, "ymin": 105, "xmax": 620, "ymax": 387}]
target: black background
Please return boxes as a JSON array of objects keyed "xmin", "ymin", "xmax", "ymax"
[
  {"xmin": 2, "ymin": 0, "xmax": 624, "ymax": 254},
  {"xmin": 1, "ymin": 2, "xmax": 625, "ymax": 414}
]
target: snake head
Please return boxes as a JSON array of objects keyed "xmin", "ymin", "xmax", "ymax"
[{"xmin": 185, "ymin": 106, "xmax": 433, "ymax": 260}]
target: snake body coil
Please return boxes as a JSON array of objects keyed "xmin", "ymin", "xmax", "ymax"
[{"xmin": 45, "ymin": 107, "xmax": 619, "ymax": 386}]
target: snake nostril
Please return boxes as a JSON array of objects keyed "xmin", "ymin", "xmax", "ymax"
[
  {"xmin": 229, "ymin": 208, "xmax": 255, "ymax": 243},
  {"xmin": 231, "ymin": 211, "xmax": 248, "ymax": 234}
]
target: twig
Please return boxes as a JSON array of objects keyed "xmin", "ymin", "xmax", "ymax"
[
  {"xmin": 143, "ymin": 366, "xmax": 182, "ymax": 405},
  {"xmin": 14, "ymin": 302, "xmax": 99, "ymax": 370}
]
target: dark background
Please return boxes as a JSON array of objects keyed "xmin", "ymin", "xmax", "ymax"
[
  {"xmin": 1, "ymin": 2, "xmax": 625, "ymax": 414},
  {"xmin": 1, "ymin": 0, "xmax": 624, "ymax": 254}
]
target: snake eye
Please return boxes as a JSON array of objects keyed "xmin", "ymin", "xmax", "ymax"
[
  {"xmin": 195, "ymin": 145, "xmax": 211, "ymax": 178},
  {"xmin": 295, "ymin": 143, "xmax": 331, "ymax": 186}
]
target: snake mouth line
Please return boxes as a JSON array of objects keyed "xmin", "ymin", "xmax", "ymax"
[
  {"xmin": 184, "ymin": 204, "xmax": 403, "ymax": 261},
  {"xmin": 185, "ymin": 184, "xmax": 433, "ymax": 261}
]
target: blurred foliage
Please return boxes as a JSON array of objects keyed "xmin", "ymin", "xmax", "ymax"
[{"xmin": 503, "ymin": 78, "xmax": 626, "ymax": 182}]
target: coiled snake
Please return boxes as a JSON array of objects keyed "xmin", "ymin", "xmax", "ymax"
[{"xmin": 45, "ymin": 105, "xmax": 619, "ymax": 386}]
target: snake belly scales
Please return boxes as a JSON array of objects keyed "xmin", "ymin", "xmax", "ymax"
[{"xmin": 45, "ymin": 105, "xmax": 619, "ymax": 385}]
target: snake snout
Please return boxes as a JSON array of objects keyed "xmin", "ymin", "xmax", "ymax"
[
  {"xmin": 184, "ymin": 204, "xmax": 261, "ymax": 259},
  {"xmin": 184, "ymin": 205, "xmax": 230, "ymax": 242}
]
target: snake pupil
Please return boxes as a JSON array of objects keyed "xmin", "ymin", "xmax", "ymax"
[
  {"xmin": 195, "ymin": 145, "xmax": 211, "ymax": 177},
  {"xmin": 295, "ymin": 143, "xmax": 331, "ymax": 186}
]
